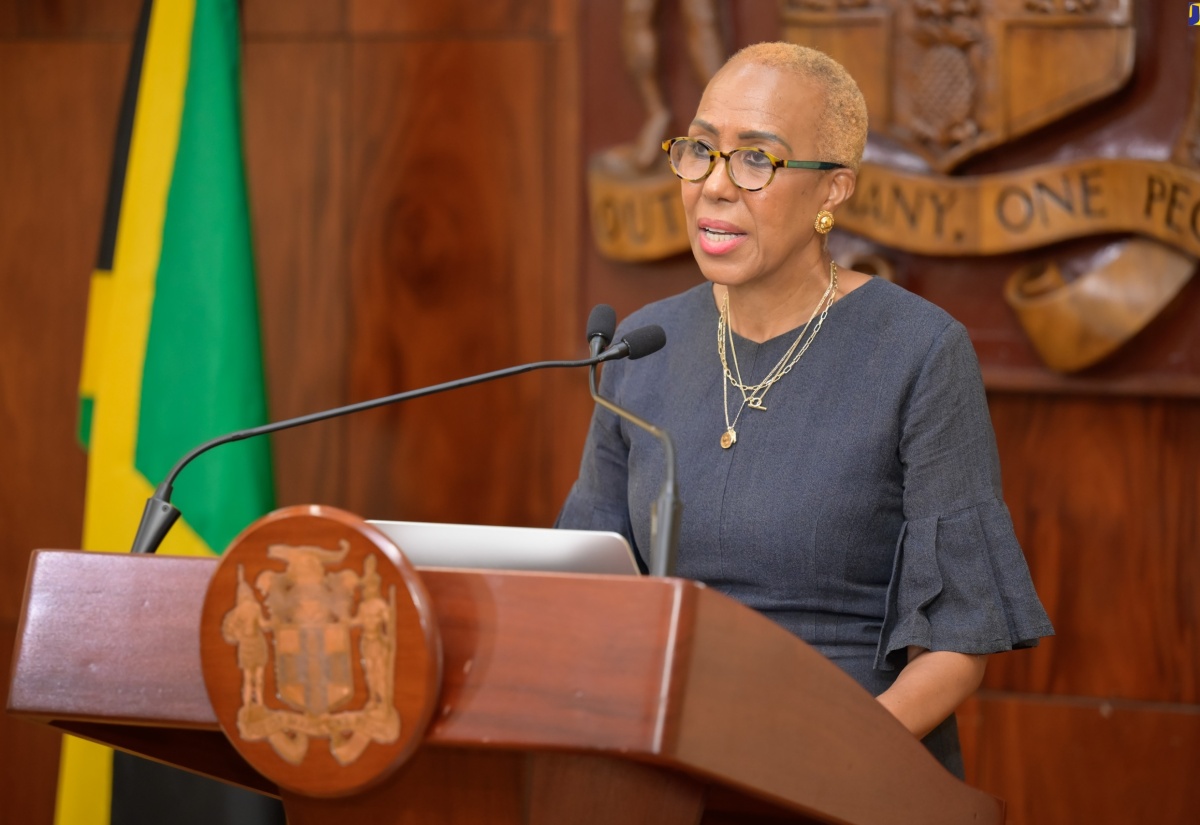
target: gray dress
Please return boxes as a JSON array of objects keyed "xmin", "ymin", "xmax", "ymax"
[{"xmin": 557, "ymin": 277, "xmax": 1054, "ymax": 776}]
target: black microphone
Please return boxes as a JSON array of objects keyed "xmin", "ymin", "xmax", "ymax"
[
  {"xmin": 588, "ymin": 323, "xmax": 680, "ymax": 578},
  {"xmin": 601, "ymin": 324, "xmax": 666, "ymax": 363},
  {"xmin": 587, "ymin": 304, "xmax": 616, "ymax": 358},
  {"xmin": 130, "ymin": 314, "xmax": 662, "ymax": 555}
]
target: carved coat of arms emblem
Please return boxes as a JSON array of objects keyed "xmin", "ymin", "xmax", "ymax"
[
  {"xmin": 783, "ymin": 0, "xmax": 1135, "ymax": 172},
  {"xmin": 220, "ymin": 542, "xmax": 400, "ymax": 766}
]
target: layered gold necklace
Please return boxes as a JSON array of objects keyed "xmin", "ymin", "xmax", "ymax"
[{"xmin": 717, "ymin": 261, "xmax": 838, "ymax": 449}]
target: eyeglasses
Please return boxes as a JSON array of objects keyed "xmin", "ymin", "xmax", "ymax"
[{"xmin": 662, "ymin": 137, "xmax": 845, "ymax": 192}]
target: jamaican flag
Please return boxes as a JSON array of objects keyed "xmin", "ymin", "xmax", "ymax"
[{"xmin": 63, "ymin": 0, "xmax": 279, "ymax": 822}]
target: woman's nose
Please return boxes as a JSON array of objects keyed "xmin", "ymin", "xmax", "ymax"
[{"xmin": 700, "ymin": 155, "xmax": 739, "ymax": 201}]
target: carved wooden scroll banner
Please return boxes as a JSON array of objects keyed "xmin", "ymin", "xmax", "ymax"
[
  {"xmin": 780, "ymin": 0, "xmax": 1200, "ymax": 373},
  {"xmin": 1004, "ymin": 239, "xmax": 1195, "ymax": 372},
  {"xmin": 587, "ymin": 0, "xmax": 724, "ymax": 261},
  {"xmin": 840, "ymin": 159, "xmax": 1200, "ymax": 260},
  {"xmin": 199, "ymin": 505, "xmax": 442, "ymax": 798}
]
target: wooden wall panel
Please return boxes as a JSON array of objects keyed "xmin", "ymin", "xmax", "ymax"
[
  {"xmin": 0, "ymin": 42, "xmax": 126, "ymax": 624},
  {"xmin": 347, "ymin": 0, "xmax": 550, "ymax": 36},
  {"xmin": 0, "ymin": 4, "xmax": 17, "ymax": 35},
  {"xmin": 958, "ymin": 693, "xmax": 1200, "ymax": 825},
  {"xmin": 0, "ymin": 623, "xmax": 61, "ymax": 825},
  {"xmin": 542, "ymin": 0, "xmax": 590, "ymax": 506},
  {"xmin": 5, "ymin": 0, "xmax": 139, "ymax": 36},
  {"xmin": 986, "ymin": 394, "xmax": 1200, "ymax": 703},
  {"xmin": 343, "ymin": 38, "xmax": 566, "ymax": 527},
  {"xmin": 242, "ymin": 41, "xmax": 353, "ymax": 509},
  {"xmin": 242, "ymin": 0, "xmax": 345, "ymax": 37}
]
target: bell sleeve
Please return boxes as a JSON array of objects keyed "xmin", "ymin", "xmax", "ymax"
[{"xmin": 875, "ymin": 320, "xmax": 1054, "ymax": 672}]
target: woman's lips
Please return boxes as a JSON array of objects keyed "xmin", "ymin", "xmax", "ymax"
[{"xmin": 696, "ymin": 219, "xmax": 747, "ymax": 255}]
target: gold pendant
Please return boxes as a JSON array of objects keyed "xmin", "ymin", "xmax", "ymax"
[{"xmin": 720, "ymin": 429, "xmax": 736, "ymax": 449}]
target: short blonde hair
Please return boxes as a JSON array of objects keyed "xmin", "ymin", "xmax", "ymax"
[{"xmin": 724, "ymin": 42, "xmax": 868, "ymax": 171}]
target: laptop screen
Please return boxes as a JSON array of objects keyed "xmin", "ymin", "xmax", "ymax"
[{"xmin": 366, "ymin": 520, "xmax": 641, "ymax": 576}]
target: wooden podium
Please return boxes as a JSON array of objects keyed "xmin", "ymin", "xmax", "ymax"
[{"xmin": 7, "ymin": 511, "xmax": 1004, "ymax": 825}]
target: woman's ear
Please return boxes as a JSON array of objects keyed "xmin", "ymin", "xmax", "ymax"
[{"xmin": 823, "ymin": 167, "xmax": 857, "ymax": 212}]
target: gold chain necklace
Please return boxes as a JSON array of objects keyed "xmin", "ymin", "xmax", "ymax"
[{"xmin": 717, "ymin": 261, "xmax": 838, "ymax": 449}]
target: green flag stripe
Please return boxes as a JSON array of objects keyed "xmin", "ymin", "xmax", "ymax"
[
  {"xmin": 134, "ymin": 0, "xmax": 274, "ymax": 554},
  {"xmin": 77, "ymin": 396, "xmax": 95, "ymax": 449}
]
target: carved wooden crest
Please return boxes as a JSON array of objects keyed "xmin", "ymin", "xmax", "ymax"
[
  {"xmin": 221, "ymin": 546, "xmax": 400, "ymax": 768},
  {"xmin": 782, "ymin": 0, "xmax": 1135, "ymax": 172},
  {"xmin": 201, "ymin": 506, "xmax": 441, "ymax": 798}
]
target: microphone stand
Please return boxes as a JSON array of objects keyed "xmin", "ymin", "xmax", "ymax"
[
  {"xmin": 587, "ymin": 362, "xmax": 681, "ymax": 578},
  {"xmin": 131, "ymin": 348, "xmax": 636, "ymax": 555}
]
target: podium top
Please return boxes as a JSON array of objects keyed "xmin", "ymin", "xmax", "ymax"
[{"xmin": 8, "ymin": 549, "xmax": 1002, "ymax": 825}]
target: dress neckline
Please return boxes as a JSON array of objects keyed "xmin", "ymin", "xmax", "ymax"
[{"xmin": 704, "ymin": 274, "xmax": 884, "ymax": 351}]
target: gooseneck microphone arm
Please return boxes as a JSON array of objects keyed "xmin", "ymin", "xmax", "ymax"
[
  {"xmin": 585, "ymin": 311, "xmax": 681, "ymax": 578},
  {"xmin": 130, "ymin": 329, "xmax": 652, "ymax": 555}
]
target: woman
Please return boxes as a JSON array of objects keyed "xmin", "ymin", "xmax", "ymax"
[{"xmin": 558, "ymin": 42, "xmax": 1053, "ymax": 775}]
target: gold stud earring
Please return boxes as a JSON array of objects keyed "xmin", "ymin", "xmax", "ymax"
[{"xmin": 814, "ymin": 210, "xmax": 835, "ymax": 234}]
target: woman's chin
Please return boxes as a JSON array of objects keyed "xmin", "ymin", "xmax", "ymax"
[{"xmin": 697, "ymin": 260, "xmax": 754, "ymax": 289}]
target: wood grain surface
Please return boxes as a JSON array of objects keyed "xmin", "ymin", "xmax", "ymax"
[
  {"xmin": 341, "ymin": 34, "xmax": 572, "ymax": 527},
  {"xmin": 10, "ymin": 550, "xmax": 1000, "ymax": 825},
  {"xmin": 347, "ymin": 0, "xmax": 551, "ymax": 35},
  {"xmin": 243, "ymin": 0, "xmax": 345, "ymax": 36},
  {"xmin": 242, "ymin": 40, "xmax": 353, "ymax": 509},
  {"xmin": 959, "ymin": 691, "xmax": 1200, "ymax": 825},
  {"xmin": 0, "ymin": 40, "xmax": 125, "ymax": 626},
  {"xmin": 2, "ymin": 0, "xmax": 139, "ymax": 36},
  {"xmin": 986, "ymin": 394, "xmax": 1200, "ymax": 703}
]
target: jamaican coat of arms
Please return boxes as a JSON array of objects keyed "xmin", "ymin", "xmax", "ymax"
[{"xmin": 220, "ymin": 542, "xmax": 400, "ymax": 766}]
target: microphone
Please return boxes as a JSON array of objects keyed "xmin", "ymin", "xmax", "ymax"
[
  {"xmin": 130, "ymin": 313, "xmax": 662, "ymax": 555},
  {"xmin": 588, "ymin": 322, "xmax": 680, "ymax": 578},
  {"xmin": 600, "ymin": 324, "xmax": 666, "ymax": 363},
  {"xmin": 587, "ymin": 304, "xmax": 616, "ymax": 358}
]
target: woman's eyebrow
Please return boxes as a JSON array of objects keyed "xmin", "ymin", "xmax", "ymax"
[
  {"xmin": 689, "ymin": 119, "xmax": 794, "ymax": 154},
  {"xmin": 737, "ymin": 129, "xmax": 793, "ymax": 154}
]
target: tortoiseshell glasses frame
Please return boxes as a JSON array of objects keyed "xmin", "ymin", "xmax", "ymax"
[{"xmin": 662, "ymin": 136, "xmax": 846, "ymax": 192}]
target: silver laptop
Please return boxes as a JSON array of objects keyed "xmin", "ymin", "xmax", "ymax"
[{"xmin": 366, "ymin": 519, "xmax": 641, "ymax": 576}]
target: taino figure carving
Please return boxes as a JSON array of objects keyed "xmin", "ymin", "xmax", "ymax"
[
  {"xmin": 587, "ymin": 0, "xmax": 726, "ymax": 262},
  {"xmin": 353, "ymin": 555, "xmax": 393, "ymax": 708},
  {"xmin": 221, "ymin": 566, "xmax": 269, "ymax": 708},
  {"xmin": 598, "ymin": 0, "xmax": 724, "ymax": 175},
  {"xmin": 220, "ymin": 542, "xmax": 400, "ymax": 766}
]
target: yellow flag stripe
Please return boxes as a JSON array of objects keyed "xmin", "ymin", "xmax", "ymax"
[
  {"xmin": 59, "ymin": 3, "xmax": 203, "ymax": 825},
  {"xmin": 54, "ymin": 740, "xmax": 112, "ymax": 825},
  {"xmin": 82, "ymin": 0, "xmax": 196, "ymax": 556}
]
